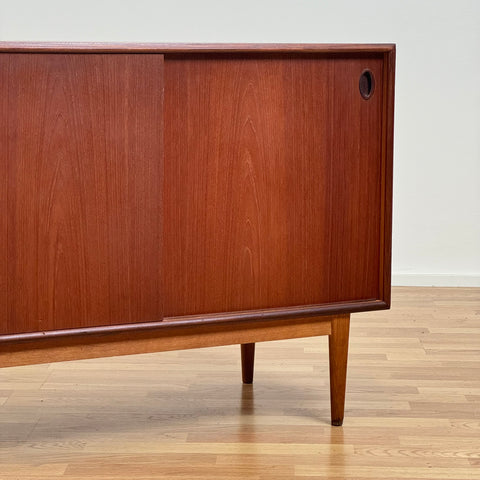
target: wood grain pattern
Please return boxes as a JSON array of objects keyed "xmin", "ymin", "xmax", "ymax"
[
  {"xmin": 0, "ymin": 53, "xmax": 164, "ymax": 335},
  {"xmin": 0, "ymin": 287, "xmax": 478, "ymax": 479},
  {"xmin": 164, "ymin": 54, "xmax": 384, "ymax": 317}
]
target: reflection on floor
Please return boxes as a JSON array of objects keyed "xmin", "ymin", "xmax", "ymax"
[{"xmin": 0, "ymin": 287, "xmax": 479, "ymax": 479}]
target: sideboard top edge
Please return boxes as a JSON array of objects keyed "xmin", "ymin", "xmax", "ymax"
[{"xmin": 0, "ymin": 42, "xmax": 396, "ymax": 54}]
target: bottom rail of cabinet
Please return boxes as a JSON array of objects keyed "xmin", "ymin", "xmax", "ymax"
[{"xmin": 0, "ymin": 313, "xmax": 351, "ymax": 426}]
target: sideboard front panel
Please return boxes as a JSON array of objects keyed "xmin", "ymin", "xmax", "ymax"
[
  {"xmin": 164, "ymin": 54, "xmax": 385, "ymax": 317},
  {"xmin": 0, "ymin": 53, "xmax": 164, "ymax": 335}
]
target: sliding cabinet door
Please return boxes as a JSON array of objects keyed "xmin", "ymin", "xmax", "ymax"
[
  {"xmin": 163, "ymin": 53, "xmax": 386, "ymax": 317},
  {"xmin": 0, "ymin": 53, "xmax": 164, "ymax": 335}
]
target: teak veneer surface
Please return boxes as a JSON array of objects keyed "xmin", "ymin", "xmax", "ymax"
[
  {"xmin": 0, "ymin": 43, "xmax": 394, "ymax": 362},
  {"xmin": 164, "ymin": 54, "xmax": 384, "ymax": 316},
  {"xmin": 0, "ymin": 53, "xmax": 164, "ymax": 335}
]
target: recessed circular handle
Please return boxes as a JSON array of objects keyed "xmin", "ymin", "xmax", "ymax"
[{"xmin": 359, "ymin": 69, "xmax": 375, "ymax": 100}]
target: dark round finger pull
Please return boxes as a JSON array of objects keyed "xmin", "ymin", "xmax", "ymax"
[{"xmin": 359, "ymin": 69, "xmax": 375, "ymax": 99}]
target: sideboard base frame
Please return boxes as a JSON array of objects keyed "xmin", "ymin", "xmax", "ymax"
[{"xmin": 0, "ymin": 314, "xmax": 349, "ymax": 426}]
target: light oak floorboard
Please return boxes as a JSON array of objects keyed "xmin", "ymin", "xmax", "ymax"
[{"xmin": 0, "ymin": 286, "xmax": 479, "ymax": 479}]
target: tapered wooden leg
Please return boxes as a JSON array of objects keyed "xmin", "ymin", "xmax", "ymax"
[
  {"xmin": 328, "ymin": 314, "xmax": 350, "ymax": 426},
  {"xmin": 241, "ymin": 343, "xmax": 255, "ymax": 384}
]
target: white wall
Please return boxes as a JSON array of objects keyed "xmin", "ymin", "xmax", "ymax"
[{"xmin": 1, "ymin": 0, "xmax": 479, "ymax": 286}]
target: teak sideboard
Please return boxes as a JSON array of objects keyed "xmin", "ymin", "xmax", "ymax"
[{"xmin": 0, "ymin": 43, "xmax": 395, "ymax": 426}]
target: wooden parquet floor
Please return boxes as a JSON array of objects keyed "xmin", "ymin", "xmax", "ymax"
[{"xmin": 0, "ymin": 286, "xmax": 479, "ymax": 479}]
